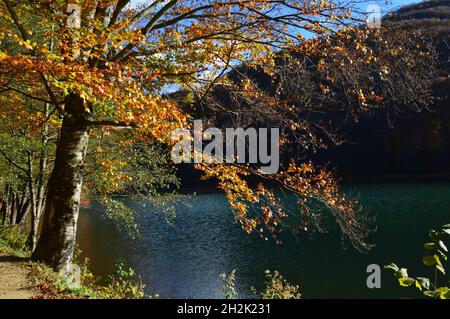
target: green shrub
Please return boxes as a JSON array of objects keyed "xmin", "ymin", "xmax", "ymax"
[
  {"xmin": 220, "ymin": 269, "xmax": 238, "ymax": 299},
  {"xmin": 29, "ymin": 250, "xmax": 156, "ymax": 299},
  {"xmin": 102, "ymin": 262, "xmax": 153, "ymax": 299},
  {"xmin": 220, "ymin": 269, "xmax": 301, "ymax": 299},
  {"xmin": 385, "ymin": 223, "xmax": 450, "ymax": 299},
  {"xmin": 256, "ymin": 270, "xmax": 302, "ymax": 299},
  {"xmin": 0, "ymin": 225, "xmax": 29, "ymax": 256}
]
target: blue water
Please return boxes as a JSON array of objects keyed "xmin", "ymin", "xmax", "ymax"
[{"xmin": 77, "ymin": 182, "xmax": 450, "ymax": 298}]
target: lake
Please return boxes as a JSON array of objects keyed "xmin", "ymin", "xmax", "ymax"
[{"xmin": 77, "ymin": 182, "xmax": 450, "ymax": 298}]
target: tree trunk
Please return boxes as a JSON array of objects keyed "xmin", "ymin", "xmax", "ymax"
[
  {"xmin": 32, "ymin": 93, "xmax": 90, "ymax": 272},
  {"xmin": 16, "ymin": 198, "xmax": 31, "ymax": 225},
  {"xmin": 36, "ymin": 102, "xmax": 50, "ymax": 219},
  {"xmin": 26, "ymin": 151, "xmax": 39, "ymax": 251},
  {"xmin": 0, "ymin": 199, "xmax": 6, "ymax": 226},
  {"xmin": 1, "ymin": 185, "xmax": 10, "ymax": 226},
  {"xmin": 9, "ymin": 192, "xmax": 17, "ymax": 225}
]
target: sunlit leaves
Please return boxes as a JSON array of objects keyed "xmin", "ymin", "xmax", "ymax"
[
  {"xmin": 196, "ymin": 160, "xmax": 371, "ymax": 250},
  {"xmin": 385, "ymin": 224, "xmax": 450, "ymax": 299},
  {"xmin": 0, "ymin": 0, "xmax": 384, "ymax": 248}
]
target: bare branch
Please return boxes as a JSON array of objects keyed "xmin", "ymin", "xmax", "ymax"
[
  {"xmin": 88, "ymin": 120, "xmax": 138, "ymax": 128},
  {"xmin": 111, "ymin": 0, "xmax": 178, "ymax": 62},
  {"xmin": 0, "ymin": 149, "xmax": 28, "ymax": 174}
]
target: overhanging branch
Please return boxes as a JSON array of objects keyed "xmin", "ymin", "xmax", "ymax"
[{"xmin": 88, "ymin": 120, "xmax": 138, "ymax": 128}]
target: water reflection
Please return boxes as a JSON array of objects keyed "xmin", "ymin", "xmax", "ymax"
[{"xmin": 77, "ymin": 183, "xmax": 450, "ymax": 298}]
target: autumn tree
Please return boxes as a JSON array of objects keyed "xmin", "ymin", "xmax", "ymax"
[{"xmin": 0, "ymin": 0, "xmax": 430, "ymax": 272}]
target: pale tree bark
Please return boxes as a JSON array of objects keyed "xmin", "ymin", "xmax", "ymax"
[
  {"xmin": 16, "ymin": 197, "xmax": 31, "ymax": 225},
  {"xmin": 25, "ymin": 0, "xmax": 164, "ymax": 270},
  {"xmin": 36, "ymin": 103, "xmax": 50, "ymax": 221},
  {"xmin": 27, "ymin": 102, "xmax": 51, "ymax": 250},
  {"xmin": 31, "ymin": 4, "xmax": 90, "ymax": 271},
  {"xmin": 32, "ymin": 93, "xmax": 90, "ymax": 271},
  {"xmin": 26, "ymin": 151, "xmax": 39, "ymax": 251},
  {"xmin": 9, "ymin": 192, "xmax": 16, "ymax": 225}
]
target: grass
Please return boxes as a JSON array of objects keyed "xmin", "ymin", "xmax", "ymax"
[
  {"xmin": 0, "ymin": 225, "xmax": 152, "ymax": 299},
  {"xmin": 26, "ymin": 257, "xmax": 152, "ymax": 299},
  {"xmin": 0, "ymin": 225, "xmax": 30, "ymax": 258},
  {"xmin": 25, "ymin": 261, "xmax": 104, "ymax": 299}
]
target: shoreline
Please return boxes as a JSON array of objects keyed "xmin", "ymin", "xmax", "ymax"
[{"xmin": 176, "ymin": 173, "xmax": 450, "ymax": 194}]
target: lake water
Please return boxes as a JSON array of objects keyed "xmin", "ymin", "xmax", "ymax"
[{"xmin": 77, "ymin": 183, "xmax": 450, "ymax": 299}]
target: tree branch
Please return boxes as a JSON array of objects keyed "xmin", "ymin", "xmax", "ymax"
[
  {"xmin": 2, "ymin": 0, "xmax": 64, "ymax": 114},
  {"xmin": 111, "ymin": 0, "xmax": 178, "ymax": 62},
  {"xmin": 2, "ymin": 85, "xmax": 56, "ymax": 105},
  {"xmin": 109, "ymin": 0, "xmax": 131, "ymax": 26},
  {"xmin": 0, "ymin": 149, "xmax": 28, "ymax": 174},
  {"xmin": 125, "ymin": 0, "xmax": 166, "ymax": 30},
  {"xmin": 88, "ymin": 120, "xmax": 138, "ymax": 128}
]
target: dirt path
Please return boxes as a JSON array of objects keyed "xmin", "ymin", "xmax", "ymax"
[{"xmin": 0, "ymin": 256, "xmax": 36, "ymax": 299}]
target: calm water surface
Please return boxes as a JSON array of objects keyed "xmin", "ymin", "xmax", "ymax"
[{"xmin": 77, "ymin": 183, "xmax": 450, "ymax": 298}]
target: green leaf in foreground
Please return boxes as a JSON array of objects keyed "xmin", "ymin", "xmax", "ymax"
[
  {"xmin": 416, "ymin": 277, "xmax": 430, "ymax": 290},
  {"xmin": 423, "ymin": 255, "xmax": 437, "ymax": 267},
  {"xmin": 398, "ymin": 277, "xmax": 415, "ymax": 287}
]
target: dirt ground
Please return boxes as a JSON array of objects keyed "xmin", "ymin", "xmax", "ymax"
[{"xmin": 0, "ymin": 256, "xmax": 36, "ymax": 299}]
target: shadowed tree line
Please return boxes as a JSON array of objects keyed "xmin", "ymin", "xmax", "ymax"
[{"xmin": 174, "ymin": 0, "xmax": 449, "ymax": 184}]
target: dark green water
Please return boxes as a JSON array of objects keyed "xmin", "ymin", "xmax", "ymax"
[{"xmin": 77, "ymin": 183, "xmax": 450, "ymax": 298}]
